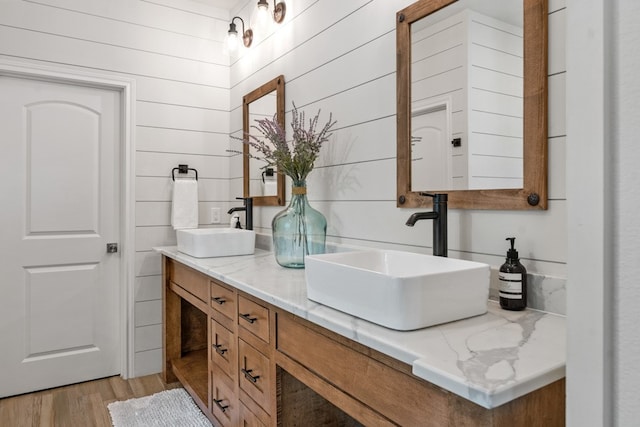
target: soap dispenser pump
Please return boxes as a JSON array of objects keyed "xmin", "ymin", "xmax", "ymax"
[
  {"xmin": 230, "ymin": 213, "xmax": 241, "ymax": 229},
  {"xmin": 499, "ymin": 237, "xmax": 527, "ymax": 311}
]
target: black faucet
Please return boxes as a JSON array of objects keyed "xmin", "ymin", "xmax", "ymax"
[
  {"xmin": 227, "ymin": 197, "xmax": 253, "ymax": 230},
  {"xmin": 405, "ymin": 193, "xmax": 448, "ymax": 257}
]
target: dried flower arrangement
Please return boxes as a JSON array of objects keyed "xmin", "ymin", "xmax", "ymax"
[{"xmin": 237, "ymin": 103, "xmax": 337, "ymax": 183}]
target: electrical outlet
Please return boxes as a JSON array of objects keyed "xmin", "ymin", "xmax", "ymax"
[{"xmin": 210, "ymin": 207, "xmax": 221, "ymax": 224}]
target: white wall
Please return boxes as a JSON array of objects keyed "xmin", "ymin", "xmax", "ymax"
[
  {"xmin": 0, "ymin": 0, "xmax": 232, "ymax": 377},
  {"xmin": 611, "ymin": 1, "xmax": 640, "ymax": 424},
  {"xmin": 566, "ymin": 0, "xmax": 610, "ymax": 423},
  {"xmin": 567, "ymin": 0, "xmax": 640, "ymax": 424}
]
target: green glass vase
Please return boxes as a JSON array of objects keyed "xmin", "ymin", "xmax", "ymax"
[{"xmin": 272, "ymin": 181, "xmax": 327, "ymax": 268}]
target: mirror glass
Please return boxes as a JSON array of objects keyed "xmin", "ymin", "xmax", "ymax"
[
  {"xmin": 248, "ymin": 92, "xmax": 278, "ymax": 196},
  {"xmin": 243, "ymin": 75, "xmax": 285, "ymax": 206},
  {"xmin": 397, "ymin": 0, "xmax": 548, "ymax": 210},
  {"xmin": 411, "ymin": 0, "xmax": 523, "ymax": 192}
]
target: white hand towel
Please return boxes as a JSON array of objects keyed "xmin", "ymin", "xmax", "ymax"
[{"xmin": 171, "ymin": 179, "xmax": 198, "ymax": 230}]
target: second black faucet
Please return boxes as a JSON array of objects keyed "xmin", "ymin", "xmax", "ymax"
[{"xmin": 228, "ymin": 197, "xmax": 253, "ymax": 230}]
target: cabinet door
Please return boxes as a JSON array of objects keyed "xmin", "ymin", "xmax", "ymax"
[
  {"xmin": 211, "ymin": 319, "xmax": 236, "ymax": 379},
  {"xmin": 239, "ymin": 402, "xmax": 266, "ymax": 427},
  {"xmin": 211, "ymin": 367, "xmax": 238, "ymax": 427},
  {"xmin": 238, "ymin": 339, "xmax": 272, "ymax": 412}
]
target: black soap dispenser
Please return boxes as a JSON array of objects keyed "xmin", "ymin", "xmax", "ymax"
[{"xmin": 499, "ymin": 237, "xmax": 527, "ymax": 311}]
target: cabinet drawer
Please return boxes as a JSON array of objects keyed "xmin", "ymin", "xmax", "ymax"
[
  {"xmin": 239, "ymin": 402, "xmax": 266, "ymax": 427},
  {"xmin": 238, "ymin": 339, "xmax": 272, "ymax": 412},
  {"xmin": 238, "ymin": 295, "xmax": 270, "ymax": 343},
  {"xmin": 170, "ymin": 259, "xmax": 208, "ymax": 303},
  {"xmin": 277, "ymin": 314, "xmax": 448, "ymax": 426},
  {"xmin": 210, "ymin": 280, "xmax": 236, "ymax": 320},
  {"xmin": 211, "ymin": 319, "xmax": 236, "ymax": 379},
  {"xmin": 211, "ymin": 367, "xmax": 237, "ymax": 427}
]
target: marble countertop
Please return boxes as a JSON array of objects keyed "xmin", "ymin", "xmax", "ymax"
[{"xmin": 155, "ymin": 246, "xmax": 566, "ymax": 409}]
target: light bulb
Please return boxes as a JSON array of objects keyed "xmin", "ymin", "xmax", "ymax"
[
  {"xmin": 256, "ymin": 1, "xmax": 270, "ymax": 32},
  {"xmin": 227, "ymin": 33, "xmax": 239, "ymax": 51},
  {"xmin": 257, "ymin": 0, "xmax": 269, "ymax": 13}
]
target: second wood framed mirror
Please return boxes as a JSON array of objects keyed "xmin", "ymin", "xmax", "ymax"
[
  {"xmin": 397, "ymin": 0, "xmax": 548, "ymax": 210},
  {"xmin": 243, "ymin": 75, "xmax": 286, "ymax": 206}
]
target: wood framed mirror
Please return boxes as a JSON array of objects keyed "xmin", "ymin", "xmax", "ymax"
[
  {"xmin": 243, "ymin": 75, "xmax": 286, "ymax": 206},
  {"xmin": 397, "ymin": 0, "xmax": 548, "ymax": 209}
]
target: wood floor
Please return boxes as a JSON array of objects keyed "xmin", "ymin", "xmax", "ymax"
[{"xmin": 0, "ymin": 374, "xmax": 181, "ymax": 427}]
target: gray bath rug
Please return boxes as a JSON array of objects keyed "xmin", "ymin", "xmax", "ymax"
[{"xmin": 107, "ymin": 388, "xmax": 212, "ymax": 427}]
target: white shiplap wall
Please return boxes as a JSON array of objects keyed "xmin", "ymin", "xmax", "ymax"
[
  {"xmin": 231, "ymin": 0, "xmax": 566, "ymax": 275},
  {"xmin": 0, "ymin": 0, "xmax": 232, "ymax": 376}
]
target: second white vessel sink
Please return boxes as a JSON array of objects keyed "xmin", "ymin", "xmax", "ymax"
[
  {"xmin": 176, "ymin": 228, "xmax": 255, "ymax": 258},
  {"xmin": 305, "ymin": 250, "xmax": 490, "ymax": 330}
]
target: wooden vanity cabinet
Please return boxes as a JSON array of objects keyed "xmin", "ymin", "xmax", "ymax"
[
  {"xmin": 163, "ymin": 257, "xmax": 565, "ymax": 427},
  {"xmin": 275, "ymin": 311, "xmax": 565, "ymax": 426},
  {"xmin": 164, "ymin": 257, "xmax": 276, "ymax": 426}
]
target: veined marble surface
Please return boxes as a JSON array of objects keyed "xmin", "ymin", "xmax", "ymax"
[{"xmin": 155, "ymin": 246, "xmax": 566, "ymax": 409}]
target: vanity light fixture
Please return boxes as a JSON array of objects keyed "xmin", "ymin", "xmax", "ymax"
[
  {"xmin": 256, "ymin": 0, "xmax": 270, "ymax": 26},
  {"xmin": 257, "ymin": 0, "xmax": 286, "ymax": 24},
  {"xmin": 227, "ymin": 16, "xmax": 253, "ymax": 51}
]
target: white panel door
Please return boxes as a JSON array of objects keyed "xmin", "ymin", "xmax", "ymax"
[
  {"xmin": 0, "ymin": 75, "xmax": 121, "ymax": 397},
  {"xmin": 411, "ymin": 106, "xmax": 451, "ymax": 191}
]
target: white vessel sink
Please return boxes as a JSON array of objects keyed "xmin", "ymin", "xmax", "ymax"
[
  {"xmin": 305, "ymin": 250, "xmax": 490, "ymax": 330},
  {"xmin": 176, "ymin": 228, "xmax": 255, "ymax": 258}
]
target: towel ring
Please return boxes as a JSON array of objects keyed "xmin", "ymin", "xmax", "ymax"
[{"xmin": 172, "ymin": 164, "xmax": 198, "ymax": 181}]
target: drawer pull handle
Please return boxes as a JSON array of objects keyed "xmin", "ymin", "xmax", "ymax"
[
  {"xmin": 213, "ymin": 398, "xmax": 229, "ymax": 413},
  {"xmin": 212, "ymin": 296, "xmax": 226, "ymax": 305},
  {"xmin": 213, "ymin": 344, "xmax": 227, "ymax": 356},
  {"xmin": 239, "ymin": 313, "xmax": 257, "ymax": 324},
  {"xmin": 241, "ymin": 368, "xmax": 260, "ymax": 383}
]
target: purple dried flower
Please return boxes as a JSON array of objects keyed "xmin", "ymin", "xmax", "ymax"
[{"xmin": 232, "ymin": 102, "xmax": 336, "ymax": 183}]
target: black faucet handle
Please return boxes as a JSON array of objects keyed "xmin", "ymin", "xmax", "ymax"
[
  {"xmin": 418, "ymin": 192, "xmax": 448, "ymax": 201},
  {"xmin": 235, "ymin": 196, "xmax": 253, "ymax": 206}
]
